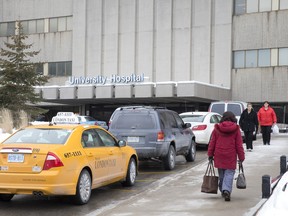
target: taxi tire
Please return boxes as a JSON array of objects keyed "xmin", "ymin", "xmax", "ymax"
[
  {"xmin": 185, "ymin": 140, "xmax": 196, "ymax": 162},
  {"xmin": 73, "ymin": 169, "xmax": 91, "ymax": 205},
  {"xmin": 122, "ymin": 157, "xmax": 137, "ymax": 187},
  {"xmin": 0, "ymin": 194, "xmax": 14, "ymax": 202},
  {"xmin": 163, "ymin": 145, "xmax": 176, "ymax": 170}
]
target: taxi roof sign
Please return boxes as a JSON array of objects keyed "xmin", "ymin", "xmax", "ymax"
[{"xmin": 51, "ymin": 112, "xmax": 80, "ymax": 124}]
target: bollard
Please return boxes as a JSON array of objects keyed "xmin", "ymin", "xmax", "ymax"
[
  {"xmin": 262, "ymin": 175, "xmax": 271, "ymax": 198},
  {"xmin": 280, "ymin": 155, "xmax": 287, "ymax": 175}
]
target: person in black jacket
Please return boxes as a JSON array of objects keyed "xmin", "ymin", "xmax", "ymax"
[{"xmin": 239, "ymin": 103, "xmax": 259, "ymax": 152}]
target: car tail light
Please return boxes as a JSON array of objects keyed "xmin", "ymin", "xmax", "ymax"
[
  {"xmin": 43, "ymin": 152, "xmax": 64, "ymax": 170},
  {"xmin": 157, "ymin": 131, "xmax": 165, "ymax": 141},
  {"xmin": 192, "ymin": 125, "xmax": 207, "ymax": 131}
]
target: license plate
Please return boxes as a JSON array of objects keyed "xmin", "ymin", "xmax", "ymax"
[
  {"xmin": 8, "ymin": 154, "xmax": 24, "ymax": 163},
  {"xmin": 127, "ymin": 136, "xmax": 139, "ymax": 142}
]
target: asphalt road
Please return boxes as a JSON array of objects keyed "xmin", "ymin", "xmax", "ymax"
[{"xmin": 0, "ymin": 146, "xmax": 208, "ymax": 216}]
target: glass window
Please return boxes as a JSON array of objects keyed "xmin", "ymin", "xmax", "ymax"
[
  {"xmin": 246, "ymin": 50, "xmax": 257, "ymax": 67},
  {"xmin": 258, "ymin": 49, "xmax": 271, "ymax": 67},
  {"xmin": 36, "ymin": 19, "xmax": 44, "ymax": 33},
  {"xmin": 21, "ymin": 21, "xmax": 29, "ymax": 34},
  {"xmin": 210, "ymin": 104, "xmax": 225, "ymax": 115},
  {"xmin": 111, "ymin": 113, "xmax": 157, "ymax": 129},
  {"xmin": 35, "ymin": 64, "xmax": 44, "ymax": 75},
  {"xmin": 96, "ymin": 129, "xmax": 117, "ymax": 147},
  {"xmin": 227, "ymin": 104, "xmax": 242, "ymax": 116},
  {"xmin": 57, "ymin": 62, "xmax": 66, "ymax": 76},
  {"xmin": 58, "ymin": 17, "xmax": 66, "ymax": 31},
  {"xmin": 0, "ymin": 23, "xmax": 8, "ymax": 36},
  {"xmin": 234, "ymin": 0, "xmax": 246, "ymax": 15},
  {"xmin": 48, "ymin": 63, "xmax": 57, "ymax": 76},
  {"xmin": 67, "ymin": 16, "xmax": 72, "ymax": 30},
  {"xmin": 234, "ymin": 51, "xmax": 245, "ymax": 68},
  {"xmin": 247, "ymin": 0, "xmax": 259, "ymax": 13},
  {"xmin": 259, "ymin": 0, "xmax": 272, "ymax": 12},
  {"xmin": 7, "ymin": 22, "xmax": 15, "ymax": 36},
  {"xmin": 279, "ymin": 48, "xmax": 288, "ymax": 66},
  {"xmin": 2, "ymin": 128, "xmax": 71, "ymax": 145},
  {"xmin": 28, "ymin": 20, "xmax": 36, "ymax": 34},
  {"xmin": 49, "ymin": 18, "xmax": 58, "ymax": 32},
  {"xmin": 66, "ymin": 62, "xmax": 72, "ymax": 75},
  {"xmin": 280, "ymin": 0, "xmax": 288, "ymax": 9}
]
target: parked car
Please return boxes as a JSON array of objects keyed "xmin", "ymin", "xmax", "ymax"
[
  {"xmin": 0, "ymin": 115, "xmax": 137, "ymax": 204},
  {"xmin": 77, "ymin": 115, "xmax": 108, "ymax": 130},
  {"xmin": 208, "ymin": 101, "xmax": 247, "ymax": 123},
  {"xmin": 179, "ymin": 112, "xmax": 222, "ymax": 146},
  {"xmin": 208, "ymin": 101, "xmax": 250, "ymax": 140},
  {"xmin": 108, "ymin": 106, "xmax": 196, "ymax": 170}
]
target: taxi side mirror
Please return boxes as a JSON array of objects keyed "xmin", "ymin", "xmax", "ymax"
[{"xmin": 118, "ymin": 140, "xmax": 127, "ymax": 147}]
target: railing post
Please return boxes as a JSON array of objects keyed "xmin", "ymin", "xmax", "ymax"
[
  {"xmin": 280, "ymin": 155, "xmax": 287, "ymax": 175},
  {"xmin": 262, "ymin": 175, "xmax": 271, "ymax": 198}
]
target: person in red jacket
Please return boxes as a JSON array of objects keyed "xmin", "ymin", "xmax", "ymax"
[
  {"xmin": 257, "ymin": 101, "xmax": 277, "ymax": 145},
  {"xmin": 208, "ymin": 111, "xmax": 245, "ymax": 202}
]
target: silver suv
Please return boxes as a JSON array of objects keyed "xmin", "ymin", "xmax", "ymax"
[{"xmin": 108, "ymin": 106, "xmax": 196, "ymax": 170}]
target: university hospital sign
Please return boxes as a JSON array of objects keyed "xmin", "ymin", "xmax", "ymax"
[{"xmin": 68, "ymin": 73, "xmax": 145, "ymax": 85}]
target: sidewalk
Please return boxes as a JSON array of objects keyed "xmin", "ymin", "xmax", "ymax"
[{"xmin": 88, "ymin": 134, "xmax": 288, "ymax": 216}]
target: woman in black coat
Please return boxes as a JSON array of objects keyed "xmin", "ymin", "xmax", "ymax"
[{"xmin": 239, "ymin": 103, "xmax": 259, "ymax": 151}]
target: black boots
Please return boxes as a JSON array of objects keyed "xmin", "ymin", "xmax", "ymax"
[{"xmin": 222, "ymin": 190, "xmax": 230, "ymax": 201}]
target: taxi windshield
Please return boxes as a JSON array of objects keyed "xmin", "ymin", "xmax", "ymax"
[{"xmin": 2, "ymin": 128, "xmax": 72, "ymax": 145}]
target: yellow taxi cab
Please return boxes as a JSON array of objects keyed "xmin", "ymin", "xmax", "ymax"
[{"xmin": 0, "ymin": 112, "xmax": 138, "ymax": 205}]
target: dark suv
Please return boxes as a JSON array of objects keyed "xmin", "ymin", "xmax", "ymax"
[{"xmin": 108, "ymin": 106, "xmax": 196, "ymax": 170}]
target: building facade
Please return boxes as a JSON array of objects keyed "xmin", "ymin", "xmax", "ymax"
[{"xmin": 0, "ymin": 0, "xmax": 288, "ymax": 122}]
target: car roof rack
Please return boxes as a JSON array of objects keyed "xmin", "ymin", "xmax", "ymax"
[{"xmin": 119, "ymin": 105, "xmax": 167, "ymax": 111}]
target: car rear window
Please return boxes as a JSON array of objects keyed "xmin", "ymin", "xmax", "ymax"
[
  {"xmin": 227, "ymin": 104, "xmax": 242, "ymax": 116},
  {"xmin": 210, "ymin": 104, "xmax": 225, "ymax": 115},
  {"xmin": 2, "ymin": 128, "xmax": 71, "ymax": 145},
  {"xmin": 180, "ymin": 115, "xmax": 205, "ymax": 122},
  {"xmin": 110, "ymin": 113, "xmax": 157, "ymax": 129}
]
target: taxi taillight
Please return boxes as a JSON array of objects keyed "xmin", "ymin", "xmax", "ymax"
[
  {"xmin": 43, "ymin": 152, "xmax": 64, "ymax": 170},
  {"xmin": 157, "ymin": 131, "xmax": 165, "ymax": 141}
]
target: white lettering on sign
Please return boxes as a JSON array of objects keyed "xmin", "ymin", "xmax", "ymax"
[
  {"xmin": 56, "ymin": 112, "xmax": 74, "ymax": 117},
  {"xmin": 52, "ymin": 112, "xmax": 79, "ymax": 124},
  {"xmin": 68, "ymin": 73, "xmax": 145, "ymax": 85}
]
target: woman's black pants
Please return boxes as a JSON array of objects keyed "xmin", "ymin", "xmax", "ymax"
[
  {"xmin": 261, "ymin": 126, "xmax": 272, "ymax": 145},
  {"xmin": 244, "ymin": 131, "xmax": 254, "ymax": 149}
]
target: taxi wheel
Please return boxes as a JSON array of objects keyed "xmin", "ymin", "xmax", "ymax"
[
  {"xmin": 163, "ymin": 145, "xmax": 176, "ymax": 170},
  {"xmin": 0, "ymin": 194, "xmax": 14, "ymax": 202},
  {"xmin": 122, "ymin": 157, "xmax": 137, "ymax": 187},
  {"xmin": 73, "ymin": 169, "xmax": 91, "ymax": 205},
  {"xmin": 185, "ymin": 140, "xmax": 196, "ymax": 162}
]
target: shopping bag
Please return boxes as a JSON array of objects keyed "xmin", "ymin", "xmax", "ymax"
[
  {"xmin": 201, "ymin": 160, "xmax": 219, "ymax": 194},
  {"xmin": 236, "ymin": 162, "xmax": 246, "ymax": 189}
]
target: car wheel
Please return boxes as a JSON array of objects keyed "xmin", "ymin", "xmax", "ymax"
[
  {"xmin": 73, "ymin": 169, "xmax": 91, "ymax": 205},
  {"xmin": 0, "ymin": 194, "xmax": 14, "ymax": 202},
  {"xmin": 163, "ymin": 145, "xmax": 176, "ymax": 170},
  {"xmin": 122, "ymin": 157, "xmax": 137, "ymax": 186},
  {"xmin": 185, "ymin": 140, "xmax": 196, "ymax": 162}
]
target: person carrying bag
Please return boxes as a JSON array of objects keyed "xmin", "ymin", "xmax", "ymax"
[
  {"xmin": 207, "ymin": 111, "xmax": 245, "ymax": 202},
  {"xmin": 201, "ymin": 159, "xmax": 219, "ymax": 194}
]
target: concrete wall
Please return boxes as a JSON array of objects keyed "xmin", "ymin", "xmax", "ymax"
[
  {"xmin": 233, "ymin": 10, "xmax": 288, "ymax": 50},
  {"xmin": 232, "ymin": 67, "xmax": 288, "ymax": 102},
  {"xmin": 232, "ymin": 10, "xmax": 288, "ymax": 102},
  {"xmin": 0, "ymin": 0, "xmax": 233, "ymax": 89}
]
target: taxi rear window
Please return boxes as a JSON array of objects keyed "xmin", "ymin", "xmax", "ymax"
[{"xmin": 2, "ymin": 128, "xmax": 71, "ymax": 145}]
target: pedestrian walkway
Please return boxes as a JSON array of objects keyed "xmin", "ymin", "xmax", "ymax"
[{"xmin": 90, "ymin": 134, "xmax": 288, "ymax": 216}]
